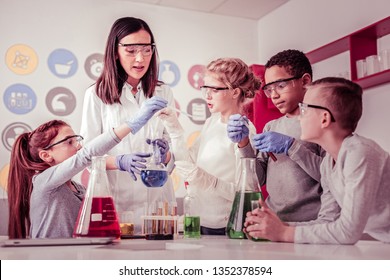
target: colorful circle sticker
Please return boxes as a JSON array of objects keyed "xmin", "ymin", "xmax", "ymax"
[
  {"xmin": 3, "ymin": 84, "xmax": 37, "ymax": 114},
  {"xmin": 169, "ymin": 169, "xmax": 181, "ymax": 192},
  {"xmin": 186, "ymin": 98, "xmax": 210, "ymax": 125},
  {"xmin": 84, "ymin": 53, "xmax": 104, "ymax": 81},
  {"xmin": 0, "ymin": 164, "xmax": 10, "ymax": 192},
  {"xmin": 188, "ymin": 64, "xmax": 206, "ymax": 89},
  {"xmin": 186, "ymin": 130, "xmax": 201, "ymax": 148},
  {"xmin": 159, "ymin": 60, "xmax": 180, "ymax": 87},
  {"xmin": 5, "ymin": 44, "xmax": 38, "ymax": 75},
  {"xmin": 46, "ymin": 87, "xmax": 76, "ymax": 116},
  {"xmin": 48, "ymin": 48, "xmax": 78, "ymax": 78},
  {"xmin": 1, "ymin": 122, "xmax": 32, "ymax": 152}
]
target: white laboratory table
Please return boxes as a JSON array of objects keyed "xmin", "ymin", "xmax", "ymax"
[{"xmin": 0, "ymin": 235, "xmax": 389, "ymax": 260}]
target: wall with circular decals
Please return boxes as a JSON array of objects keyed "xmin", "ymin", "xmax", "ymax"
[{"xmin": 0, "ymin": 0, "xmax": 260, "ymax": 199}]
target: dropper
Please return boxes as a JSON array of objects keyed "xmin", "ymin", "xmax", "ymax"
[{"xmin": 171, "ymin": 107, "xmax": 194, "ymax": 118}]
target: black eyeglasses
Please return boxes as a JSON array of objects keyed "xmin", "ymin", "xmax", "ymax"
[
  {"xmin": 43, "ymin": 135, "xmax": 84, "ymax": 150},
  {"xmin": 299, "ymin": 102, "xmax": 336, "ymax": 122},
  {"xmin": 199, "ymin": 85, "xmax": 230, "ymax": 98},
  {"xmin": 117, "ymin": 43, "xmax": 155, "ymax": 57},
  {"xmin": 262, "ymin": 76, "xmax": 301, "ymax": 98}
]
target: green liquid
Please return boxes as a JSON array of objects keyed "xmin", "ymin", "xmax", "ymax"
[
  {"xmin": 227, "ymin": 191, "xmax": 265, "ymax": 240},
  {"xmin": 183, "ymin": 216, "xmax": 200, "ymax": 238}
]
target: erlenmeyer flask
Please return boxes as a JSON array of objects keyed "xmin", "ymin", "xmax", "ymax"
[
  {"xmin": 226, "ymin": 157, "xmax": 264, "ymax": 240},
  {"xmin": 73, "ymin": 156, "xmax": 121, "ymax": 239},
  {"xmin": 140, "ymin": 117, "xmax": 168, "ymax": 188}
]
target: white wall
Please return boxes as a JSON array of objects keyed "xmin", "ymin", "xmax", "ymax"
[
  {"xmin": 257, "ymin": 0, "xmax": 390, "ymax": 152},
  {"xmin": 0, "ymin": 0, "xmax": 259, "ymax": 198}
]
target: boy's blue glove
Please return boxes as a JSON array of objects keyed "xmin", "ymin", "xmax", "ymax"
[
  {"xmin": 115, "ymin": 153, "xmax": 151, "ymax": 180},
  {"xmin": 227, "ymin": 114, "xmax": 249, "ymax": 143},
  {"xmin": 252, "ymin": 131, "xmax": 294, "ymax": 155},
  {"xmin": 146, "ymin": 138, "xmax": 170, "ymax": 163},
  {"xmin": 126, "ymin": 96, "xmax": 168, "ymax": 134}
]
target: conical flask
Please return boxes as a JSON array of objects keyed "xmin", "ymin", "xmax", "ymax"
[
  {"xmin": 140, "ymin": 117, "xmax": 168, "ymax": 188},
  {"xmin": 140, "ymin": 139, "xmax": 168, "ymax": 187},
  {"xmin": 227, "ymin": 157, "xmax": 263, "ymax": 240},
  {"xmin": 73, "ymin": 156, "xmax": 121, "ymax": 239}
]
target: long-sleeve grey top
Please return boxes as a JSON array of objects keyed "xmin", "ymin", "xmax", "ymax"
[
  {"xmin": 30, "ymin": 129, "xmax": 121, "ymax": 238},
  {"xmin": 239, "ymin": 116, "xmax": 324, "ymax": 222},
  {"xmin": 295, "ymin": 134, "xmax": 390, "ymax": 244}
]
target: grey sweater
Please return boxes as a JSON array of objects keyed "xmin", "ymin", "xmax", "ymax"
[
  {"xmin": 295, "ymin": 134, "xmax": 390, "ymax": 244},
  {"xmin": 240, "ymin": 116, "xmax": 324, "ymax": 222},
  {"xmin": 30, "ymin": 129, "xmax": 120, "ymax": 238}
]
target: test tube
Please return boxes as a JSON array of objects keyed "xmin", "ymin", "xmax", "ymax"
[
  {"xmin": 170, "ymin": 201, "xmax": 178, "ymax": 235},
  {"xmin": 157, "ymin": 201, "xmax": 163, "ymax": 234},
  {"xmin": 268, "ymin": 152, "xmax": 277, "ymax": 162}
]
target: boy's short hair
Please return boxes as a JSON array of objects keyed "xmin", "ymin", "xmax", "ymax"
[
  {"xmin": 265, "ymin": 49, "xmax": 313, "ymax": 79},
  {"xmin": 310, "ymin": 77, "xmax": 363, "ymax": 132}
]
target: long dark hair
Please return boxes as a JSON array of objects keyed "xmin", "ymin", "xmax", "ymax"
[
  {"xmin": 96, "ymin": 17, "xmax": 161, "ymax": 104},
  {"xmin": 7, "ymin": 120, "xmax": 69, "ymax": 238}
]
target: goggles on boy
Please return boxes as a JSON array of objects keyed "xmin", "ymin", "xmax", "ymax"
[
  {"xmin": 117, "ymin": 43, "xmax": 155, "ymax": 57},
  {"xmin": 262, "ymin": 76, "xmax": 301, "ymax": 98},
  {"xmin": 299, "ymin": 102, "xmax": 336, "ymax": 122},
  {"xmin": 200, "ymin": 85, "xmax": 230, "ymax": 99},
  {"xmin": 43, "ymin": 135, "xmax": 84, "ymax": 150}
]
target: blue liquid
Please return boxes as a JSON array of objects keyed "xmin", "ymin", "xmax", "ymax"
[{"xmin": 141, "ymin": 170, "xmax": 168, "ymax": 187}]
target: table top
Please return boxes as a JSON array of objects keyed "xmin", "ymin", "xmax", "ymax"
[{"xmin": 1, "ymin": 235, "xmax": 389, "ymax": 260}]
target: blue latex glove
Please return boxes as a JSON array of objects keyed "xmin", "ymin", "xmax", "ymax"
[
  {"xmin": 115, "ymin": 153, "xmax": 151, "ymax": 180},
  {"xmin": 146, "ymin": 138, "xmax": 170, "ymax": 163},
  {"xmin": 126, "ymin": 96, "xmax": 168, "ymax": 134},
  {"xmin": 227, "ymin": 114, "xmax": 249, "ymax": 143},
  {"xmin": 252, "ymin": 131, "xmax": 294, "ymax": 155}
]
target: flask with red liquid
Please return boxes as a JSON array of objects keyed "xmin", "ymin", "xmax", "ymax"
[{"xmin": 73, "ymin": 156, "xmax": 121, "ymax": 239}]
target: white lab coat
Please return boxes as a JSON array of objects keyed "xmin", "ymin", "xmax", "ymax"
[{"xmin": 80, "ymin": 83, "xmax": 175, "ymax": 233}]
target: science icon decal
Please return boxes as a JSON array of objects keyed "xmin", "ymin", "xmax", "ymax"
[
  {"xmin": 1, "ymin": 122, "xmax": 32, "ymax": 152},
  {"xmin": 84, "ymin": 53, "xmax": 104, "ymax": 81},
  {"xmin": 0, "ymin": 164, "xmax": 10, "ymax": 192},
  {"xmin": 186, "ymin": 98, "xmax": 210, "ymax": 125},
  {"xmin": 3, "ymin": 84, "xmax": 37, "ymax": 114},
  {"xmin": 46, "ymin": 87, "xmax": 76, "ymax": 116},
  {"xmin": 188, "ymin": 64, "xmax": 206, "ymax": 90},
  {"xmin": 48, "ymin": 48, "xmax": 78, "ymax": 78},
  {"xmin": 159, "ymin": 60, "xmax": 180, "ymax": 87},
  {"xmin": 5, "ymin": 44, "xmax": 38, "ymax": 75}
]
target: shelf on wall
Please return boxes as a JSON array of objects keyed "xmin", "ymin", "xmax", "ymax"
[
  {"xmin": 355, "ymin": 69, "xmax": 390, "ymax": 89},
  {"xmin": 306, "ymin": 16, "xmax": 390, "ymax": 89}
]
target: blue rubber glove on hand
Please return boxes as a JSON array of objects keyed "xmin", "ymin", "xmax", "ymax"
[
  {"xmin": 115, "ymin": 153, "xmax": 151, "ymax": 180},
  {"xmin": 126, "ymin": 96, "xmax": 168, "ymax": 134},
  {"xmin": 146, "ymin": 138, "xmax": 170, "ymax": 164},
  {"xmin": 252, "ymin": 131, "xmax": 294, "ymax": 155},
  {"xmin": 227, "ymin": 114, "xmax": 249, "ymax": 143}
]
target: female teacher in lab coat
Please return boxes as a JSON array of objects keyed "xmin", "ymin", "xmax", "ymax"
[{"xmin": 80, "ymin": 17, "xmax": 175, "ymax": 233}]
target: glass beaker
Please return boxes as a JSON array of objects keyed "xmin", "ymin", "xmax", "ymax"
[
  {"xmin": 140, "ymin": 117, "xmax": 168, "ymax": 188},
  {"xmin": 226, "ymin": 158, "xmax": 264, "ymax": 240},
  {"xmin": 183, "ymin": 182, "xmax": 201, "ymax": 238},
  {"xmin": 73, "ymin": 156, "xmax": 121, "ymax": 239}
]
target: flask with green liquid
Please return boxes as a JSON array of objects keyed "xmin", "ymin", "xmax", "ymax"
[
  {"xmin": 183, "ymin": 182, "xmax": 201, "ymax": 238},
  {"xmin": 226, "ymin": 157, "xmax": 265, "ymax": 241}
]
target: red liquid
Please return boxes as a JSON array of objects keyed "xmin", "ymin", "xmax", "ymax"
[{"xmin": 73, "ymin": 196, "xmax": 121, "ymax": 239}]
